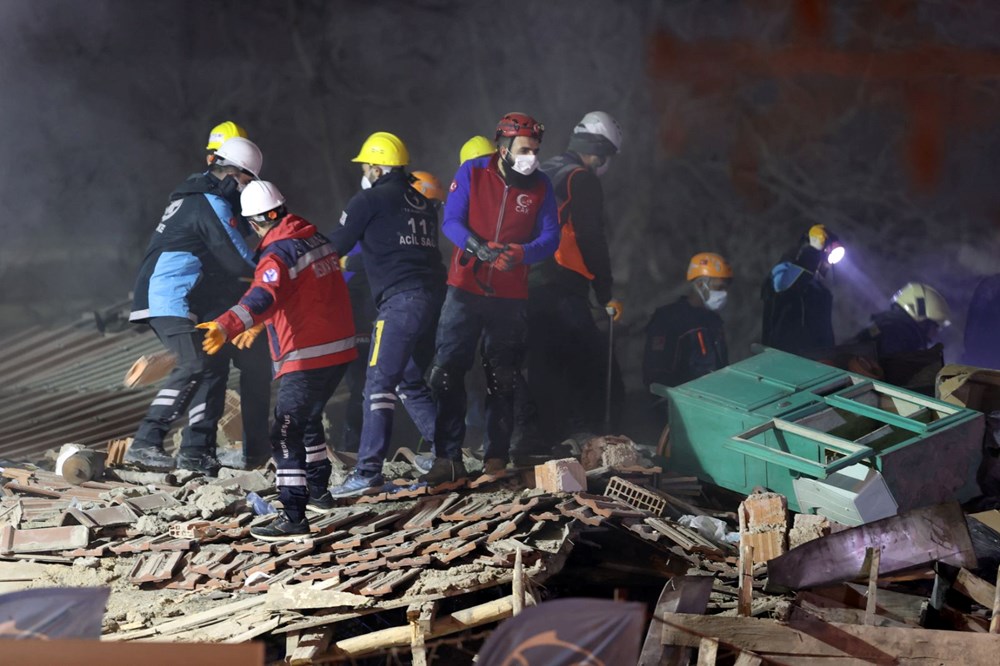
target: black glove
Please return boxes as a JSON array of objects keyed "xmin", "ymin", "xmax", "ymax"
[{"xmin": 462, "ymin": 233, "xmax": 504, "ymax": 264}]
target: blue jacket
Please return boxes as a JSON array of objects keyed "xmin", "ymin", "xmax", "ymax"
[
  {"xmin": 329, "ymin": 170, "xmax": 445, "ymax": 305},
  {"xmin": 130, "ymin": 172, "xmax": 255, "ymax": 323}
]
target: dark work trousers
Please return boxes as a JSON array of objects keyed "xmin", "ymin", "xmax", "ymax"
[
  {"xmin": 524, "ymin": 285, "xmax": 624, "ymax": 440},
  {"xmin": 355, "ymin": 286, "xmax": 443, "ymax": 475},
  {"xmin": 432, "ymin": 286, "xmax": 528, "ymax": 463},
  {"xmin": 342, "ymin": 277, "xmax": 378, "ymax": 452},
  {"xmin": 134, "ymin": 316, "xmax": 230, "ymax": 456},
  {"xmin": 228, "ymin": 339, "xmax": 272, "ymax": 464},
  {"xmin": 272, "ymin": 363, "xmax": 349, "ymax": 521}
]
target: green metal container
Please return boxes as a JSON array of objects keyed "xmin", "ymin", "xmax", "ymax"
[{"xmin": 652, "ymin": 348, "xmax": 984, "ymax": 525}]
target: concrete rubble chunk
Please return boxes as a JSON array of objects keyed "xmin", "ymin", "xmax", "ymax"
[{"xmin": 534, "ymin": 458, "xmax": 587, "ymax": 493}]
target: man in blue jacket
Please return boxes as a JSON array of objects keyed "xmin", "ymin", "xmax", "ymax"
[
  {"xmin": 125, "ymin": 137, "xmax": 263, "ymax": 475},
  {"xmin": 326, "ymin": 132, "xmax": 447, "ymax": 497}
]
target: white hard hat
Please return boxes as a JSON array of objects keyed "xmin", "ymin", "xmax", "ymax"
[
  {"xmin": 574, "ymin": 111, "xmax": 623, "ymax": 153},
  {"xmin": 241, "ymin": 181, "xmax": 286, "ymax": 218},
  {"xmin": 892, "ymin": 282, "xmax": 951, "ymax": 326},
  {"xmin": 214, "ymin": 137, "xmax": 263, "ymax": 179}
]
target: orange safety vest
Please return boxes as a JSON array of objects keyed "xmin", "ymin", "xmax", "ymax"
[{"xmin": 553, "ymin": 167, "xmax": 595, "ymax": 281}]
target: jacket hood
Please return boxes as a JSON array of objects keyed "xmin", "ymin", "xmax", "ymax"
[
  {"xmin": 260, "ymin": 215, "xmax": 317, "ymax": 247},
  {"xmin": 771, "ymin": 261, "xmax": 810, "ymax": 293}
]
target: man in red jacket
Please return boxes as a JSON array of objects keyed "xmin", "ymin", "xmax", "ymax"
[
  {"xmin": 198, "ymin": 181, "xmax": 357, "ymax": 540},
  {"xmin": 425, "ymin": 112, "xmax": 560, "ymax": 483}
]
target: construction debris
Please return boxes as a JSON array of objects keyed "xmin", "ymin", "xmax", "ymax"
[{"xmin": 1, "ymin": 417, "xmax": 999, "ymax": 663}]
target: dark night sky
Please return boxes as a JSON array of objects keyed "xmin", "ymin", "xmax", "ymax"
[{"xmin": 3, "ymin": 0, "xmax": 1000, "ymax": 385}]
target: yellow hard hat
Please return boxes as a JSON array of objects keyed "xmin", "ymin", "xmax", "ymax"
[
  {"xmin": 411, "ymin": 171, "xmax": 445, "ymax": 202},
  {"xmin": 687, "ymin": 252, "xmax": 733, "ymax": 281},
  {"xmin": 892, "ymin": 282, "xmax": 951, "ymax": 326},
  {"xmin": 459, "ymin": 135, "xmax": 495, "ymax": 165},
  {"xmin": 206, "ymin": 121, "xmax": 248, "ymax": 151},
  {"xmin": 352, "ymin": 132, "xmax": 409, "ymax": 167}
]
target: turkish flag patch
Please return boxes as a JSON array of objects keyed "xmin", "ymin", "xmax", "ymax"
[
  {"xmin": 449, "ymin": 181, "xmax": 457, "ymax": 192},
  {"xmin": 229, "ymin": 217, "xmax": 238, "ymax": 228}
]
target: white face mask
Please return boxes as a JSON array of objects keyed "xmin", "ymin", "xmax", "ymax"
[
  {"xmin": 360, "ymin": 174, "xmax": 372, "ymax": 190},
  {"xmin": 511, "ymin": 153, "xmax": 538, "ymax": 176},
  {"xmin": 703, "ymin": 289, "xmax": 728, "ymax": 311}
]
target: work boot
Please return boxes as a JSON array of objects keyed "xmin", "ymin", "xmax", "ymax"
[
  {"xmin": 419, "ymin": 458, "xmax": 467, "ymax": 485},
  {"xmin": 328, "ymin": 469, "xmax": 385, "ymax": 499},
  {"xmin": 413, "ymin": 454, "xmax": 435, "ymax": 474},
  {"xmin": 175, "ymin": 450, "xmax": 222, "ymax": 477},
  {"xmin": 123, "ymin": 443, "xmax": 175, "ymax": 472},
  {"xmin": 483, "ymin": 458, "xmax": 507, "ymax": 476},
  {"xmin": 306, "ymin": 491, "xmax": 337, "ymax": 513},
  {"xmin": 217, "ymin": 448, "xmax": 269, "ymax": 470},
  {"xmin": 250, "ymin": 513, "xmax": 310, "ymax": 542}
]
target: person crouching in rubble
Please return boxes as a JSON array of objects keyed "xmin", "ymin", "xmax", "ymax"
[
  {"xmin": 643, "ymin": 252, "xmax": 733, "ymax": 390},
  {"xmin": 197, "ymin": 181, "xmax": 357, "ymax": 541}
]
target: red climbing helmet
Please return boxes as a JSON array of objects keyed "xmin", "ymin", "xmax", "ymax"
[{"xmin": 495, "ymin": 112, "xmax": 544, "ymax": 142}]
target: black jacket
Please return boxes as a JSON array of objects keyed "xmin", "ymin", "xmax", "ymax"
[
  {"xmin": 329, "ymin": 171, "xmax": 445, "ymax": 305},
  {"xmin": 761, "ymin": 261, "xmax": 834, "ymax": 355},
  {"xmin": 853, "ymin": 306, "xmax": 929, "ymax": 358},
  {"xmin": 643, "ymin": 298, "xmax": 728, "ymax": 388},
  {"xmin": 130, "ymin": 172, "xmax": 255, "ymax": 323},
  {"xmin": 530, "ymin": 152, "xmax": 614, "ymax": 304}
]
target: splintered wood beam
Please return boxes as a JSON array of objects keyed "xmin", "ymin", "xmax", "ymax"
[
  {"xmin": 992, "ymin": 563, "xmax": 1000, "ymax": 634},
  {"xmin": 659, "ymin": 612, "xmax": 1000, "ymax": 664},
  {"xmin": 323, "ymin": 596, "xmax": 514, "ymax": 659},
  {"xmin": 865, "ymin": 547, "xmax": 881, "ymax": 626},
  {"xmin": 952, "ymin": 567, "xmax": 997, "ymax": 610},
  {"xmin": 738, "ymin": 544, "xmax": 754, "ymax": 617}
]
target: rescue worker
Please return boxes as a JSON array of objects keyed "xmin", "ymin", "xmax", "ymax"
[
  {"xmin": 852, "ymin": 282, "xmax": 949, "ymax": 393},
  {"xmin": 198, "ymin": 181, "xmax": 357, "ymax": 540},
  {"xmin": 424, "ymin": 112, "xmax": 560, "ymax": 483},
  {"xmin": 327, "ymin": 133, "xmax": 447, "ymax": 497},
  {"xmin": 125, "ymin": 137, "xmax": 263, "ymax": 474},
  {"xmin": 338, "ymin": 170, "xmax": 445, "ymax": 454},
  {"xmin": 962, "ymin": 274, "xmax": 1000, "ymax": 369},
  {"xmin": 643, "ymin": 253, "xmax": 732, "ymax": 389},
  {"xmin": 459, "ymin": 135, "xmax": 495, "ymax": 165},
  {"xmin": 204, "ymin": 121, "xmax": 272, "ymax": 470},
  {"xmin": 761, "ymin": 224, "xmax": 844, "ymax": 355},
  {"xmin": 526, "ymin": 111, "xmax": 625, "ymax": 441}
]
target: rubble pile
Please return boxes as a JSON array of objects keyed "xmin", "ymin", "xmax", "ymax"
[{"xmin": 2, "ymin": 439, "xmax": 1000, "ymax": 663}]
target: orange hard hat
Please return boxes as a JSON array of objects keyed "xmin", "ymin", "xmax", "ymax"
[
  {"xmin": 411, "ymin": 170, "xmax": 445, "ymax": 202},
  {"xmin": 687, "ymin": 252, "xmax": 733, "ymax": 281}
]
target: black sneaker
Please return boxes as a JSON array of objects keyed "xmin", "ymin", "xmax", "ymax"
[
  {"xmin": 175, "ymin": 451, "xmax": 222, "ymax": 477},
  {"xmin": 419, "ymin": 458, "xmax": 468, "ymax": 485},
  {"xmin": 123, "ymin": 443, "xmax": 175, "ymax": 472},
  {"xmin": 306, "ymin": 491, "xmax": 337, "ymax": 513},
  {"xmin": 250, "ymin": 514, "xmax": 311, "ymax": 541}
]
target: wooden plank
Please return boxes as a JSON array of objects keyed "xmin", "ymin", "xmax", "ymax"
[
  {"xmin": 696, "ymin": 637, "xmax": 718, "ymax": 665},
  {"xmin": 953, "ymin": 567, "xmax": 996, "ymax": 609},
  {"xmin": 738, "ymin": 544, "xmax": 753, "ymax": 617},
  {"xmin": 659, "ymin": 612, "xmax": 1000, "ymax": 664},
  {"xmin": 864, "ymin": 547, "xmax": 880, "ymax": 625},
  {"xmin": 638, "ymin": 576, "xmax": 713, "ymax": 666},
  {"xmin": 289, "ymin": 627, "xmax": 333, "ymax": 666},
  {"xmin": 992, "ymin": 562, "xmax": 1000, "ymax": 634}
]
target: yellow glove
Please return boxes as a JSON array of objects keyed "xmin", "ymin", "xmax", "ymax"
[
  {"xmin": 339, "ymin": 254, "xmax": 349, "ymax": 271},
  {"xmin": 195, "ymin": 322, "xmax": 227, "ymax": 355},
  {"xmin": 605, "ymin": 299, "xmax": 623, "ymax": 322},
  {"xmin": 232, "ymin": 323, "xmax": 265, "ymax": 350}
]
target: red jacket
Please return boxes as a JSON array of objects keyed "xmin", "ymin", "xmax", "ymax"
[
  {"xmin": 215, "ymin": 215, "xmax": 357, "ymax": 378},
  {"xmin": 442, "ymin": 155, "xmax": 560, "ymax": 299}
]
